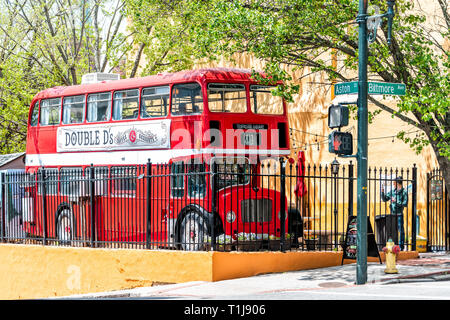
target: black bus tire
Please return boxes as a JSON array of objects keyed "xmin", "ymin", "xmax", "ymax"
[
  {"xmin": 56, "ymin": 208, "xmax": 75, "ymax": 245},
  {"xmin": 179, "ymin": 212, "xmax": 207, "ymax": 251}
]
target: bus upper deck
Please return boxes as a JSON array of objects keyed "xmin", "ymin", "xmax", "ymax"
[{"xmin": 25, "ymin": 68, "xmax": 290, "ymax": 170}]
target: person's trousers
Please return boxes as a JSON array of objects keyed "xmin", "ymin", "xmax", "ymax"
[{"xmin": 397, "ymin": 214, "xmax": 405, "ymax": 249}]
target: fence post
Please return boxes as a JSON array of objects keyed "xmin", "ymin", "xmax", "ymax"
[
  {"xmin": 146, "ymin": 159, "xmax": 152, "ymax": 249},
  {"xmin": 1, "ymin": 172, "xmax": 5, "ymax": 243},
  {"xmin": 426, "ymin": 172, "xmax": 430, "ymax": 251},
  {"xmin": 348, "ymin": 161, "xmax": 354, "ymax": 218},
  {"xmin": 89, "ymin": 164, "xmax": 95, "ymax": 248},
  {"xmin": 210, "ymin": 161, "xmax": 217, "ymax": 251},
  {"xmin": 279, "ymin": 158, "xmax": 286, "ymax": 252},
  {"xmin": 411, "ymin": 164, "xmax": 417, "ymax": 251},
  {"xmin": 445, "ymin": 184, "xmax": 448, "ymax": 251},
  {"xmin": 41, "ymin": 168, "xmax": 47, "ymax": 246}
]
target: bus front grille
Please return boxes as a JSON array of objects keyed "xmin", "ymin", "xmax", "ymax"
[{"xmin": 240, "ymin": 199, "xmax": 273, "ymax": 223}]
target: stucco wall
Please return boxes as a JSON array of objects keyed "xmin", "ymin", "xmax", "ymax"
[{"xmin": 0, "ymin": 244, "xmax": 418, "ymax": 299}]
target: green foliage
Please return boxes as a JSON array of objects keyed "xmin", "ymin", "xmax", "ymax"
[
  {"xmin": 0, "ymin": 0, "xmax": 133, "ymax": 154},
  {"xmin": 162, "ymin": 0, "xmax": 449, "ymax": 166},
  {"xmin": 123, "ymin": 0, "xmax": 201, "ymax": 76}
]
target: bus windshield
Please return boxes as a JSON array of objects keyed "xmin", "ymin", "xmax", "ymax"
[
  {"xmin": 212, "ymin": 157, "xmax": 250, "ymax": 189},
  {"xmin": 207, "ymin": 83, "xmax": 247, "ymax": 113},
  {"xmin": 250, "ymin": 85, "xmax": 284, "ymax": 115}
]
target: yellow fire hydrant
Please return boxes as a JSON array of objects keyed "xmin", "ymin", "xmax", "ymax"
[{"xmin": 383, "ymin": 238, "xmax": 401, "ymax": 274}]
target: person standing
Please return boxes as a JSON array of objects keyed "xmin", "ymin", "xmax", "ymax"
[{"xmin": 381, "ymin": 176, "xmax": 408, "ymax": 250}]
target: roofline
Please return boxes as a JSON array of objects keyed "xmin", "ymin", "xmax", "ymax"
[
  {"xmin": 0, "ymin": 152, "xmax": 25, "ymax": 167},
  {"xmin": 31, "ymin": 68, "xmax": 273, "ymax": 102}
]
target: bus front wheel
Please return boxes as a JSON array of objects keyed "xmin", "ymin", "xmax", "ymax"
[
  {"xmin": 179, "ymin": 212, "xmax": 207, "ymax": 251},
  {"xmin": 57, "ymin": 208, "xmax": 74, "ymax": 245}
]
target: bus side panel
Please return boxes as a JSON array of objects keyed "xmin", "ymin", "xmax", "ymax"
[{"xmin": 148, "ymin": 164, "xmax": 171, "ymax": 247}]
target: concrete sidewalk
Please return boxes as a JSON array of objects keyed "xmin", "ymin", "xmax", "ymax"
[{"xmin": 65, "ymin": 252, "xmax": 450, "ymax": 299}]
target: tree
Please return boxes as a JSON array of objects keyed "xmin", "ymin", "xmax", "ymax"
[
  {"xmin": 0, "ymin": 0, "xmax": 138, "ymax": 153},
  {"xmin": 148, "ymin": 0, "xmax": 450, "ymax": 190},
  {"xmin": 123, "ymin": 0, "xmax": 199, "ymax": 77}
]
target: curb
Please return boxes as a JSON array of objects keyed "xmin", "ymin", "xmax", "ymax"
[{"xmin": 379, "ymin": 270, "xmax": 450, "ymax": 285}]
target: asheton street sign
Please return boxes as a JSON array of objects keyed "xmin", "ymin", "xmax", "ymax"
[{"xmin": 334, "ymin": 81, "xmax": 406, "ymax": 96}]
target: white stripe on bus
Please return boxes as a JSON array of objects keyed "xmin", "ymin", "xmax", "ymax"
[{"xmin": 25, "ymin": 148, "xmax": 291, "ymax": 167}]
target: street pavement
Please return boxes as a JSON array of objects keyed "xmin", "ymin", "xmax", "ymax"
[{"xmin": 65, "ymin": 252, "xmax": 450, "ymax": 300}]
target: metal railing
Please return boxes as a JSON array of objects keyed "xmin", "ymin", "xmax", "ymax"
[
  {"xmin": 0, "ymin": 159, "xmax": 418, "ymax": 252},
  {"xmin": 426, "ymin": 168, "xmax": 449, "ymax": 251}
]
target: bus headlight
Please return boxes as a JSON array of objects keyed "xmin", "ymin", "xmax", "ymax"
[
  {"xmin": 277, "ymin": 210, "xmax": 288, "ymax": 221},
  {"xmin": 226, "ymin": 211, "xmax": 236, "ymax": 223}
]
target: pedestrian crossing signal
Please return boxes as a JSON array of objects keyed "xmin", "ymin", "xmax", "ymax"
[
  {"xmin": 328, "ymin": 104, "xmax": 349, "ymax": 129},
  {"xmin": 329, "ymin": 131, "xmax": 353, "ymax": 155}
]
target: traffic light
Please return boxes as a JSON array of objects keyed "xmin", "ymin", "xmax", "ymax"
[
  {"xmin": 328, "ymin": 131, "xmax": 353, "ymax": 155},
  {"xmin": 328, "ymin": 104, "xmax": 349, "ymax": 128},
  {"xmin": 327, "ymin": 103, "xmax": 353, "ymax": 156}
]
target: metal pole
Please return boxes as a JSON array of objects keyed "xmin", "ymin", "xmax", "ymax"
[
  {"xmin": 356, "ymin": 0, "xmax": 369, "ymax": 285},
  {"xmin": 411, "ymin": 164, "xmax": 417, "ymax": 251},
  {"xmin": 426, "ymin": 172, "xmax": 430, "ymax": 251},
  {"xmin": 89, "ymin": 164, "xmax": 95, "ymax": 248},
  {"xmin": 445, "ymin": 185, "xmax": 448, "ymax": 251},
  {"xmin": 211, "ymin": 161, "xmax": 217, "ymax": 251},
  {"xmin": 41, "ymin": 168, "xmax": 48, "ymax": 246},
  {"xmin": 1, "ymin": 172, "xmax": 5, "ymax": 243},
  {"xmin": 280, "ymin": 158, "xmax": 286, "ymax": 252},
  {"xmin": 348, "ymin": 161, "xmax": 354, "ymax": 218},
  {"xmin": 334, "ymin": 171, "xmax": 338, "ymax": 249},
  {"xmin": 146, "ymin": 159, "xmax": 152, "ymax": 249}
]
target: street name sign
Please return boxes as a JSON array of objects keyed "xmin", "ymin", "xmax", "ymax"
[{"xmin": 334, "ymin": 81, "xmax": 406, "ymax": 96}]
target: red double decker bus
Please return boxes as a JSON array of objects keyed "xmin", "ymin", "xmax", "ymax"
[{"xmin": 23, "ymin": 68, "xmax": 298, "ymax": 250}]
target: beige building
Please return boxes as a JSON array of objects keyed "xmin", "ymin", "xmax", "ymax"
[
  {"xmin": 191, "ymin": 1, "xmax": 447, "ymax": 215},
  {"xmin": 125, "ymin": 1, "xmax": 446, "ymax": 238}
]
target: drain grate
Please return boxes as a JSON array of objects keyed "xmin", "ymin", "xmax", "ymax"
[{"xmin": 318, "ymin": 282, "xmax": 348, "ymax": 288}]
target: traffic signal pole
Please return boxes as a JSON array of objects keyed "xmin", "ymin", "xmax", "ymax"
[
  {"xmin": 356, "ymin": 0, "xmax": 369, "ymax": 285},
  {"xmin": 354, "ymin": 0, "xmax": 395, "ymax": 285}
]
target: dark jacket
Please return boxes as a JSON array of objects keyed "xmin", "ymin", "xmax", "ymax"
[{"xmin": 381, "ymin": 187, "xmax": 408, "ymax": 215}]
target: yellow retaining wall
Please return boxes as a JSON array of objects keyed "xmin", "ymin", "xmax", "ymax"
[{"xmin": 0, "ymin": 244, "xmax": 418, "ymax": 300}]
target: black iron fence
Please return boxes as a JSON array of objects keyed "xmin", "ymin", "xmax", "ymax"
[
  {"xmin": 427, "ymin": 168, "xmax": 449, "ymax": 251},
  {"xmin": 0, "ymin": 159, "xmax": 419, "ymax": 252}
]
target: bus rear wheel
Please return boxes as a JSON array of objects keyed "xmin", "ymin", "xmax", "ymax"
[
  {"xmin": 57, "ymin": 208, "xmax": 74, "ymax": 245},
  {"xmin": 179, "ymin": 212, "xmax": 207, "ymax": 251}
]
